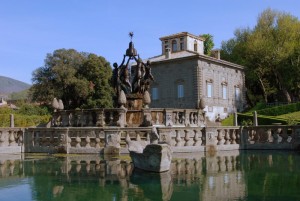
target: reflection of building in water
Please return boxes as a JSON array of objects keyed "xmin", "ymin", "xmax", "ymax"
[
  {"xmin": 0, "ymin": 152, "xmax": 246, "ymax": 201},
  {"xmin": 202, "ymin": 151, "xmax": 246, "ymax": 201}
]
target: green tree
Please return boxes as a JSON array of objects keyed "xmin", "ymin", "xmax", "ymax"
[
  {"xmin": 30, "ymin": 49, "xmax": 113, "ymax": 109},
  {"xmin": 221, "ymin": 9, "xmax": 300, "ymax": 105},
  {"xmin": 201, "ymin": 34, "xmax": 215, "ymax": 55}
]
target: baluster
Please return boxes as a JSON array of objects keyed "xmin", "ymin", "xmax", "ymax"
[
  {"xmin": 193, "ymin": 129, "xmax": 202, "ymax": 146},
  {"xmin": 224, "ymin": 129, "xmax": 230, "ymax": 145},
  {"xmin": 175, "ymin": 112, "xmax": 179, "ymax": 124},
  {"xmin": 231, "ymin": 130, "xmax": 237, "ymax": 144},
  {"xmin": 184, "ymin": 130, "xmax": 192, "ymax": 146},
  {"xmin": 76, "ymin": 133, "xmax": 81, "ymax": 148},
  {"xmin": 136, "ymin": 132, "xmax": 141, "ymax": 141},
  {"xmin": 184, "ymin": 111, "xmax": 190, "ymax": 126},
  {"xmin": 155, "ymin": 113, "xmax": 160, "ymax": 125},
  {"xmin": 96, "ymin": 110, "xmax": 105, "ymax": 127},
  {"xmin": 95, "ymin": 136, "xmax": 101, "ymax": 148},
  {"xmin": 67, "ymin": 136, "xmax": 71, "ymax": 148},
  {"xmin": 0, "ymin": 131, "xmax": 5, "ymax": 147},
  {"xmin": 146, "ymin": 132, "xmax": 150, "ymax": 143},
  {"xmin": 175, "ymin": 130, "xmax": 182, "ymax": 147},
  {"xmin": 42, "ymin": 133, "xmax": 47, "ymax": 146},
  {"xmin": 125, "ymin": 132, "xmax": 131, "ymax": 145},
  {"xmin": 217, "ymin": 129, "xmax": 224, "ymax": 145},
  {"xmin": 9, "ymin": 131, "xmax": 16, "ymax": 146},
  {"xmin": 34, "ymin": 131, "xmax": 40, "ymax": 146},
  {"xmin": 85, "ymin": 136, "xmax": 91, "ymax": 148}
]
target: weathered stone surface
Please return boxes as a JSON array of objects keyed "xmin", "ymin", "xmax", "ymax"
[{"xmin": 130, "ymin": 144, "xmax": 172, "ymax": 172}]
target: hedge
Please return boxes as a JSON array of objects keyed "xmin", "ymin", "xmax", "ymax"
[
  {"xmin": 237, "ymin": 113, "xmax": 300, "ymax": 126},
  {"xmin": 256, "ymin": 102, "xmax": 300, "ymax": 116}
]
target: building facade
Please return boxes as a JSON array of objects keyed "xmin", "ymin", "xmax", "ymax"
[{"xmin": 147, "ymin": 32, "xmax": 246, "ymax": 121}]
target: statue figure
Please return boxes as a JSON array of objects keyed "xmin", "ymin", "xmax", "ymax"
[
  {"xmin": 132, "ymin": 61, "xmax": 143, "ymax": 93},
  {"xmin": 113, "ymin": 32, "xmax": 154, "ymax": 108}
]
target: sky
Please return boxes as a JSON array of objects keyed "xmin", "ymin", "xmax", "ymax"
[{"xmin": 0, "ymin": 0, "xmax": 299, "ymax": 84}]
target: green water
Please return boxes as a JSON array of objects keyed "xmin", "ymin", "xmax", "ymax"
[{"xmin": 0, "ymin": 150, "xmax": 299, "ymax": 201}]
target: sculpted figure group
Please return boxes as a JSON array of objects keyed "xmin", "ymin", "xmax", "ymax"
[{"xmin": 112, "ymin": 36, "xmax": 154, "ymax": 97}]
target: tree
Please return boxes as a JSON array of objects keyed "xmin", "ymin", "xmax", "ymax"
[
  {"xmin": 201, "ymin": 34, "xmax": 215, "ymax": 55},
  {"xmin": 30, "ymin": 49, "xmax": 113, "ymax": 109},
  {"xmin": 221, "ymin": 9, "xmax": 300, "ymax": 105}
]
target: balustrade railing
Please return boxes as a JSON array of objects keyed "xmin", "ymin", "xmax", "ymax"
[
  {"xmin": 242, "ymin": 125, "xmax": 300, "ymax": 149},
  {"xmin": 0, "ymin": 128, "xmax": 24, "ymax": 153},
  {"xmin": 205, "ymin": 126, "xmax": 241, "ymax": 151},
  {"xmin": 51, "ymin": 108, "xmax": 206, "ymax": 128}
]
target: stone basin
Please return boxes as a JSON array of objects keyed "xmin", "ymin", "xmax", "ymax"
[{"xmin": 129, "ymin": 143, "xmax": 172, "ymax": 172}]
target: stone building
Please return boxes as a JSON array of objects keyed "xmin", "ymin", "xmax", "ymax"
[{"xmin": 147, "ymin": 32, "xmax": 246, "ymax": 121}]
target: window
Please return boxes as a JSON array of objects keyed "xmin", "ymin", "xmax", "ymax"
[
  {"xmin": 235, "ymin": 87, "xmax": 240, "ymax": 100},
  {"xmin": 222, "ymin": 85, "xmax": 227, "ymax": 99},
  {"xmin": 177, "ymin": 84, "xmax": 184, "ymax": 98},
  {"xmin": 172, "ymin": 40, "xmax": 177, "ymax": 52},
  {"xmin": 180, "ymin": 37, "xmax": 184, "ymax": 50},
  {"xmin": 152, "ymin": 87, "xmax": 158, "ymax": 100},
  {"xmin": 164, "ymin": 45, "xmax": 169, "ymax": 53},
  {"xmin": 207, "ymin": 83, "xmax": 212, "ymax": 98},
  {"xmin": 194, "ymin": 40, "xmax": 198, "ymax": 52}
]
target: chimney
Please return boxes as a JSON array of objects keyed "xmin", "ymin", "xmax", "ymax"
[
  {"xmin": 211, "ymin": 49, "xmax": 220, "ymax": 60},
  {"xmin": 165, "ymin": 48, "xmax": 171, "ymax": 59}
]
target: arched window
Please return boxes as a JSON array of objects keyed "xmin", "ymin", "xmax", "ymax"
[
  {"xmin": 194, "ymin": 40, "xmax": 198, "ymax": 52},
  {"xmin": 172, "ymin": 40, "xmax": 177, "ymax": 52}
]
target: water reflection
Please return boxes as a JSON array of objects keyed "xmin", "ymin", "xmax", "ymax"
[{"xmin": 0, "ymin": 151, "xmax": 299, "ymax": 201}]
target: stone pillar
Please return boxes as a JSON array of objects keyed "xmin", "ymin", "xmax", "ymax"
[
  {"xmin": 233, "ymin": 112, "xmax": 238, "ymax": 126},
  {"xmin": 10, "ymin": 114, "xmax": 14, "ymax": 128},
  {"xmin": 253, "ymin": 111, "xmax": 258, "ymax": 126},
  {"xmin": 205, "ymin": 127, "xmax": 218, "ymax": 156},
  {"xmin": 104, "ymin": 131, "xmax": 120, "ymax": 155},
  {"xmin": 164, "ymin": 109, "xmax": 173, "ymax": 126}
]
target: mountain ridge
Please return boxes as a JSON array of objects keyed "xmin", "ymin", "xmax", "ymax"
[{"xmin": 0, "ymin": 75, "xmax": 31, "ymax": 94}]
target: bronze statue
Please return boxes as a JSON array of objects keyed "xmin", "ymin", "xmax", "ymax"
[{"xmin": 113, "ymin": 32, "xmax": 154, "ymax": 108}]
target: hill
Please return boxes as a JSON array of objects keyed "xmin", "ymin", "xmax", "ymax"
[{"xmin": 0, "ymin": 76, "xmax": 31, "ymax": 95}]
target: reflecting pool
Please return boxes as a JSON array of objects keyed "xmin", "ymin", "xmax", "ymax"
[{"xmin": 0, "ymin": 150, "xmax": 299, "ymax": 201}]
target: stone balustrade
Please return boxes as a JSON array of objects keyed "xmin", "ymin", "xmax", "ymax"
[
  {"xmin": 205, "ymin": 126, "xmax": 242, "ymax": 151},
  {"xmin": 3, "ymin": 124, "xmax": 300, "ymax": 154},
  {"xmin": 25, "ymin": 127, "xmax": 153, "ymax": 154},
  {"xmin": 0, "ymin": 128, "xmax": 24, "ymax": 153},
  {"xmin": 158, "ymin": 127, "xmax": 206, "ymax": 152},
  {"xmin": 51, "ymin": 108, "xmax": 206, "ymax": 128},
  {"xmin": 241, "ymin": 125, "xmax": 300, "ymax": 150}
]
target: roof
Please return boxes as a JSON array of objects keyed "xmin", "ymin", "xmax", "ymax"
[
  {"xmin": 147, "ymin": 50, "xmax": 244, "ymax": 70},
  {"xmin": 159, "ymin": 32, "xmax": 205, "ymax": 41}
]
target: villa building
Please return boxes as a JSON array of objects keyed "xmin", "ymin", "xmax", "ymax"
[{"xmin": 147, "ymin": 32, "xmax": 246, "ymax": 121}]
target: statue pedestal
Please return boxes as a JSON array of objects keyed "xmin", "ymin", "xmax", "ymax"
[{"xmin": 126, "ymin": 94, "xmax": 143, "ymax": 110}]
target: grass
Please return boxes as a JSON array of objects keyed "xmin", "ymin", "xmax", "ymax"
[{"xmin": 278, "ymin": 111, "xmax": 300, "ymax": 119}]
